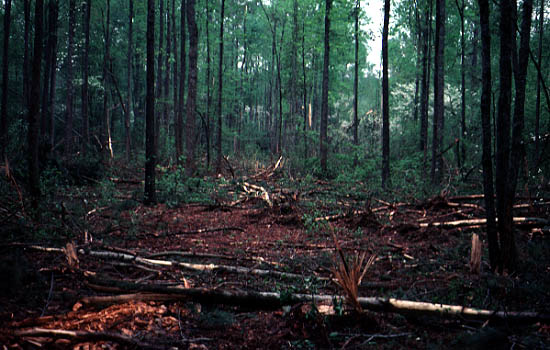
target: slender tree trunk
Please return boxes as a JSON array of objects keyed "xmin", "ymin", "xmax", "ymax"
[
  {"xmin": 535, "ymin": 0, "xmax": 544, "ymax": 158},
  {"xmin": 164, "ymin": 0, "xmax": 171, "ymax": 139},
  {"xmin": 502, "ymin": 0, "xmax": 533, "ymax": 271},
  {"xmin": 1, "ymin": 0, "xmax": 12, "ymax": 160},
  {"xmin": 28, "ymin": 0, "xmax": 44, "ymax": 205},
  {"xmin": 82, "ymin": 0, "xmax": 91, "ymax": 150},
  {"xmin": 495, "ymin": 0, "xmax": 514, "ymax": 272},
  {"xmin": 456, "ymin": 0, "xmax": 466, "ymax": 168},
  {"xmin": 48, "ymin": 1, "xmax": 59, "ymax": 148},
  {"xmin": 302, "ymin": 17, "xmax": 308, "ymax": 161},
  {"xmin": 103, "ymin": 0, "xmax": 113, "ymax": 161},
  {"xmin": 353, "ymin": 0, "xmax": 360, "ymax": 166},
  {"xmin": 431, "ymin": 0, "xmax": 445, "ymax": 184},
  {"xmin": 65, "ymin": 0, "xmax": 76, "ymax": 156},
  {"xmin": 41, "ymin": 1, "xmax": 50, "ymax": 138},
  {"xmin": 215, "ymin": 0, "xmax": 225, "ymax": 173},
  {"xmin": 478, "ymin": 0, "xmax": 499, "ymax": 270},
  {"xmin": 156, "ymin": 0, "xmax": 164, "ymax": 156},
  {"xmin": 205, "ymin": 0, "xmax": 211, "ymax": 168},
  {"xmin": 419, "ymin": 0, "xmax": 429, "ymax": 152},
  {"xmin": 176, "ymin": 0, "xmax": 186, "ymax": 163},
  {"xmin": 382, "ymin": 0, "xmax": 391, "ymax": 188},
  {"xmin": 126, "ymin": 0, "xmax": 134, "ymax": 161},
  {"xmin": 171, "ymin": 0, "xmax": 177, "ymax": 161},
  {"xmin": 23, "ymin": 0, "xmax": 31, "ymax": 109},
  {"xmin": 320, "ymin": 0, "xmax": 331, "ymax": 173},
  {"xmin": 145, "ymin": 0, "xmax": 157, "ymax": 205},
  {"xmin": 185, "ymin": 0, "xmax": 198, "ymax": 177}
]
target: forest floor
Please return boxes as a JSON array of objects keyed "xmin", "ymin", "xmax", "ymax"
[{"xmin": 1, "ymin": 159, "xmax": 550, "ymax": 349}]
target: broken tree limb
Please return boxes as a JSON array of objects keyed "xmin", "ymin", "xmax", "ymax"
[
  {"xmin": 84, "ymin": 275, "xmax": 550, "ymax": 324},
  {"xmin": 419, "ymin": 217, "xmax": 549, "ymax": 228},
  {"xmin": 79, "ymin": 249, "xmax": 314, "ymax": 280},
  {"xmin": 15, "ymin": 327, "xmax": 166, "ymax": 350}
]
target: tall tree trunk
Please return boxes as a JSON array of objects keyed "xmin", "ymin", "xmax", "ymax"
[
  {"xmin": 156, "ymin": 0, "xmax": 164, "ymax": 155},
  {"xmin": 353, "ymin": 0, "xmax": 360, "ymax": 166},
  {"xmin": 535, "ymin": 0, "xmax": 544, "ymax": 158},
  {"xmin": 171, "ymin": 0, "xmax": 177, "ymax": 161},
  {"xmin": 215, "ymin": 0, "xmax": 225, "ymax": 173},
  {"xmin": 164, "ymin": 0, "xmax": 171, "ymax": 140},
  {"xmin": 23, "ymin": 0, "xmax": 31, "ymax": 109},
  {"xmin": 205, "ymin": 0, "xmax": 211, "ymax": 168},
  {"xmin": 431, "ymin": 0, "xmax": 445, "ymax": 184},
  {"xmin": 382, "ymin": 0, "xmax": 390, "ymax": 188},
  {"xmin": 320, "ymin": 0, "xmax": 331, "ymax": 173},
  {"xmin": 302, "ymin": 17, "xmax": 308, "ymax": 160},
  {"xmin": 185, "ymin": 0, "xmax": 197, "ymax": 177},
  {"xmin": 82, "ymin": 0, "xmax": 91, "ymax": 150},
  {"xmin": 65, "ymin": 0, "xmax": 76, "ymax": 156},
  {"xmin": 1, "ymin": 0, "xmax": 12, "ymax": 160},
  {"xmin": 478, "ymin": 0, "xmax": 499, "ymax": 270},
  {"xmin": 419, "ymin": 0, "xmax": 430, "ymax": 152},
  {"xmin": 126, "ymin": 0, "xmax": 134, "ymax": 161},
  {"xmin": 145, "ymin": 0, "xmax": 157, "ymax": 205},
  {"xmin": 456, "ymin": 0, "xmax": 466, "ymax": 168},
  {"xmin": 502, "ymin": 0, "xmax": 533, "ymax": 271},
  {"xmin": 291, "ymin": 0, "xmax": 299, "ymax": 151},
  {"xmin": 103, "ymin": 0, "xmax": 113, "ymax": 161},
  {"xmin": 495, "ymin": 0, "xmax": 514, "ymax": 272},
  {"xmin": 48, "ymin": 1, "xmax": 59, "ymax": 148},
  {"xmin": 28, "ymin": 0, "xmax": 44, "ymax": 205},
  {"xmin": 176, "ymin": 0, "xmax": 186, "ymax": 163}
]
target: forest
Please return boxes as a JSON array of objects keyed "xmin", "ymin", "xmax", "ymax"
[{"xmin": 1, "ymin": 0, "xmax": 550, "ymax": 348}]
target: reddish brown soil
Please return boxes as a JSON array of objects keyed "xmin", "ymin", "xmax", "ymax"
[{"xmin": 1, "ymin": 169, "xmax": 549, "ymax": 349}]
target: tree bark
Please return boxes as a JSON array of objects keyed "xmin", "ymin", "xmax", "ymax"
[
  {"xmin": 144, "ymin": 0, "xmax": 157, "ymax": 205},
  {"xmin": 381, "ymin": 0, "xmax": 390, "ymax": 188},
  {"xmin": 125, "ymin": 0, "xmax": 134, "ymax": 161},
  {"xmin": 205, "ymin": 0, "xmax": 212, "ymax": 168},
  {"xmin": 65, "ymin": 0, "xmax": 76, "ymax": 156},
  {"xmin": 102, "ymin": 0, "xmax": 113, "ymax": 161},
  {"xmin": 215, "ymin": 0, "xmax": 225, "ymax": 173},
  {"xmin": 478, "ymin": 0, "xmax": 499, "ymax": 270},
  {"xmin": 495, "ymin": 0, "xmax": 515, "ymax": 272},
  {"xmin": 1, "ymin": 0, "xmax": 12, "ymax": 161},
  {"xmin": 431, "ymin": 0, "xmax": 445, "ymax": 184},
  {"xmin": 176, "ymin": 0, "xmax": 186, "ymax": 163},
  {"xmin": 48, "ymin": 1, "xmax": 59, "ymax": 148},
  {"xmin": 419, "ymin": 0, "xmax": 429, "ymax": 152},
  {"xmin": 535, "ymin": 0, "xmax": 544, "ymax": 159},
  {"xmin": 320, "ymin": 0, "xmax": 332, "ymax": 174},
  {"xmin": 456, "ymin": 0, "xmax": 466, "ymax": 168},
  {"xmin": 82, "ymin": 0, "xmax": 91, "ymax": 150},
  {"xmin": 185, "ymin": 0, "xmax": 198, "ymax": 177},
  {"xmin": 28, "ymin": 0, "xmax": 45, "ymax": 205},
  {"xmin": 503, "ymin": 0, "xmax": 533, "ymax": 271},
  {"xmin": 353, "ymin": 0, "xmax": 360, "ymax": 166},
  {"xmin": 23, "ymin": 0, "xmax": 31, "ymax": 109}
]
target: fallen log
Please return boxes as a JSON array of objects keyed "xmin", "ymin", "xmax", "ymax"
[
  {"xmin": 85, "ymin": 275, "xmax": 550, "ymax": 324},
  {"xmin": 419, "ymin": 217, "xmax": 549, "ymax": 229}
]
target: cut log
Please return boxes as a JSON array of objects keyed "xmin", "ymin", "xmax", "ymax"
[{"xmin": 85, "ymin": 275, "xmax": 550, "ymax": 324}]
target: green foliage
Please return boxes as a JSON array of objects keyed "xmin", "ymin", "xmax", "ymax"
[{"xmin": 156, "ymin": 165, "xmax": 218, "ymax": 206}]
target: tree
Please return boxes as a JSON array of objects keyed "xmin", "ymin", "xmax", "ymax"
[
  {"xmin": 535, "ymin": 0, "xmax": 545, "ymax": 158},
  {"xmin": 185, "ymin": 0, "xmax": 198, "ymax": 177},
  {"xmin": 126, "ymin": 0, "xmax": 134, "ymax": 161},
  {"xmin": 65, "ymin": 0, "xmax": 76, "ymax": 156},
  {"xmin": 1, "ymin": 0, "xmax": 12, "ymax": 161},
  {"xmin": 28, "ymin": 0, "xmax": 45, "ymax": 204},
  {"xmin": 103, "ymin": 0, "xmax": 113, "ymax": 160},
  {"xmin": 82, "ymin": 0, "xmax": 91, "ymax": 149},
  {"xmin": 320, "ymin": 0, "xmax": 331, "ymax": 173},
  {"xmin": 419, "ymin": 0, "xmax": 432, "ymax": 154},
  {"xmin": 381, "ymin": 0, "xmax": 390, "ymax": 188},
  {"xmin": 353, "ymin": 0, "xmax": 359, "ymax": 166},
  {"xmin": 456, "ymin": 0, "xmax": 466, "ymax": 168},
  {"xmin": 205, "ymin": 0, "xmax": 212, "ymax": 168},
  {"xmin": 23, "ymin": 0, "xmax": 30, "ymax": 108},
  {"xmin": 431, "ymin": 0, "xmax": 445, "ymax": 184},
  {"xmin": 478, "ymin": 0, "xmax": 499, "ymax": 270},
  {"xmin": 176, "ymin": 0, "xmax": 186, "ymax": 163},
  {"xmin": 215, "ymin": 0, "xmax": 225, "ymax": 173},
  {"xmin": 145, "ymin": 0, "xmax": 157, "ymax": 205}
]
